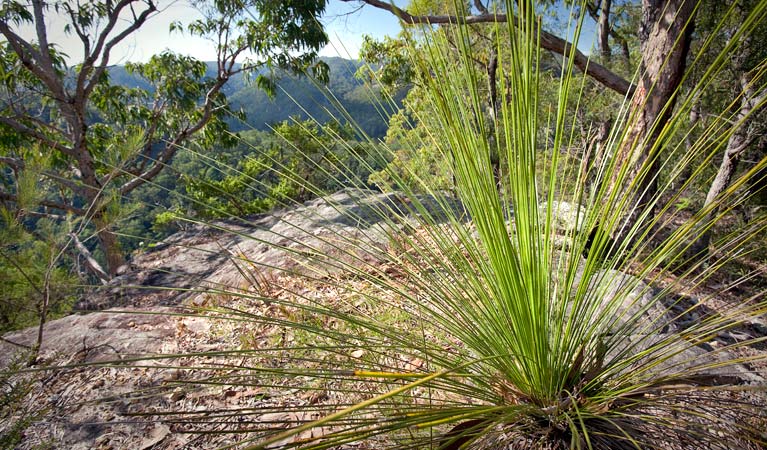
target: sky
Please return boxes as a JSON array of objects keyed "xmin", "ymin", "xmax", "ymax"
[
  {"xmin": 13, "ymin": 1, "xmax": 403, "ymax": 65},
  {"xmin": 13, "ymin": 1, "xmax": 595, "ymax": 65}
]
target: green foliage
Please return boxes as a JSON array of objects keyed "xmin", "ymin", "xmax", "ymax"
[
  {"xmin": 361, "ymin": 31, "xmax": 464, "ymax": 193},
  {"xmin": 368, "ymin": 104, "xmax": 455, "ymax": 192},
  {"xmin": 0, "ymin": 215, "xmax": 77, "ymax": 333},
  {"xmin": 152, "ymin": 209, "xmax": 183, "ymax": 234},
  {"xmin": 0, "ymin": 147, "xmax": 78, "ymax": 332},
  {"xmin": 358, "ymin": 35, "xmax": 416, "ymax": 90},
  {"xmin": 0, "ymin": 0, "xmax": 334, "ymax": 275}
]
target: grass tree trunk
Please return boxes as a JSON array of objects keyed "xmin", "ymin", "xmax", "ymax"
[{"xmin": 605, "ymin": 0, "xmax": 695, "ymax": 247}]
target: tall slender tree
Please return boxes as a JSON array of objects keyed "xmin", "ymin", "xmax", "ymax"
[{"xmin": 0, "ymin": 0, "xmax": 329, "ymax": 278}]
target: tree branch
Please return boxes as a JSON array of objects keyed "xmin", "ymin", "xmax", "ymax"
[
  {"xmin": 0, "ymin": 22, "xmax": 69, "ymax": 103},
  {"xmin": 5, "ymin": 106, "xmax": 68, "ymax": 139},
  {"xmin": 31, "ymin": 0, "xmax": 55, "ymax": 75},
  {"xmin": 119, "ymin": 74, "xmax": 231, "ymax": 195},
  {"xmin": 343, "ymin": 0, "xmax": 635, "ymax": 96},
  {"xmin": 0, "ymin": 156, "xmax": 86, "ymax": 194},
  {"xmin": 69, "ymin": 233, "xmax": 110, "ymax": 284},
  {"xmin": 0, "ymin": 336, "xmax": 32, "ymax": 349},
  {"xmin": 0, "ymin": 116, "xmax": 75, "ymax": 157},
  {"xmin": 64, "ymin": 3, "xmax": 92, "ymax": 57},
  {"xmin": 82, "ymin": 0, "xmax": 157, "ymax": 100},
  {"xmin": 0, "ymin": 190, "xmax": 87, "ymax": 216}
]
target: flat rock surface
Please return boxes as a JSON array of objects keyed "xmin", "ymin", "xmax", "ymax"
[
  {"xmin": 0, "ymin": 308, "xmax": 196, "ymax": 368},
  {"xmin": 1, "ymin": 189, "xmax": 464, "ymax": 449}
]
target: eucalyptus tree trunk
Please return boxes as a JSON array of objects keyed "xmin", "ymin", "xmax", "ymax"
[
  {"xmin": 94, "ymin": 214, "xmax": 126, "ymax": 277},
  {"xmin": 606, "ymin": 0, "xmax": 695, "ymax": 246}
]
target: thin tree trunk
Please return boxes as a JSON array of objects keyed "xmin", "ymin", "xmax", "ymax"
[
  {"xmin": 691, "ymin": 73, "xmax": 765, "ymax": 256},
  {"xmin": 585, "ymin": 118, "xmax": 612, "ymax": 191},
  {"xmin": 30, "ymin": 258, "xmax": 53, "ymax": 365},
  {"xmin": 675, "ymin": 99, "xmax": 701, "ymax": 190},
  {"xmin": 598, "ymin": 0, "xmax": 611, "ymax": 61},
  {"xmin": 586, "ymin": 0, "xmax": 631, "ymax": 67},
  {"xmin": 30, "ymin": 235, "xmax": 71, "ymax": 366}
]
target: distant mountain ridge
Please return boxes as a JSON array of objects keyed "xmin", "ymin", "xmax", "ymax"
[{"xmin": 108, "ymin": 57, "xmax": 400, "ymax": 139}]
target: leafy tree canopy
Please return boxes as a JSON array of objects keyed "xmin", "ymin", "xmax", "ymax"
[{"xmin": 0, "ymin": 0, "xmax": 330, "ymax": 278}]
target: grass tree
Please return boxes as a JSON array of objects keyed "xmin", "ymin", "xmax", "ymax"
[{"xmin": 56, "ymin": 0, "xmax": 767, "ymax": 448}]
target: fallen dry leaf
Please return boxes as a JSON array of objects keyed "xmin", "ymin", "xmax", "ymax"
[{"xmin": 139, "ymin": 424, "xmax": 170, "ymax": 450}]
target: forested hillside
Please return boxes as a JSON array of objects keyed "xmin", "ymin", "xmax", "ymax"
[{"xmin": 108, "ymin": 57, "xmax": 398, "ymax": 138}]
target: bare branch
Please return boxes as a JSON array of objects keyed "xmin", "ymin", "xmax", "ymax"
[
  {"xmin": 15, "ymin": 209, "xmax": 69, "ymax": 220},
  {"xmin": 31, "ymin": 0, "xmax": 55, "ymax": 74},
  {"xmin": 343, "ymin": 0, "xmax": 635, "ymax": 95},
  {"xmin": 539, "ymin": 26, "xmax": 633, "ymax": 95},
  {"xmin": 69, "ymin": 233, "xmax": 110, "ymax": 283},
  {"xmin": 82, "ymin": 0, "xmax": 157, "ymax": 100},
  {"xmin": 0, "ymin": 156, "xmax": 23, "ymax": 168},
  {"xmin": 0, "ymin": 336, "xmax": 32, "ymax": 349}
]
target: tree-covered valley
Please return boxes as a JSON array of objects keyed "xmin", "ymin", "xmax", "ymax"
[{"xmin": 108, "ymin": 57, "xmax": 396, "ymax": 139}]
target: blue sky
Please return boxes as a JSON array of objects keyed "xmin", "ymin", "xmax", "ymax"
[
  {"xmin": 321, "ymin": 2, "xmax": 403, "ymax": 58},
  {"xmin": 16, "ymin": 1, "xmax": 594, "ymax": 64}
]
